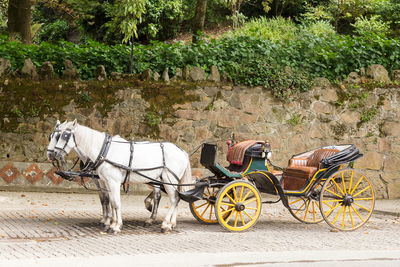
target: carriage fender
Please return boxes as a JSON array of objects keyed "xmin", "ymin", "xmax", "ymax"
[{"xmin": 246, "ymin": 171, "xmax": 289, "ymax": 208}]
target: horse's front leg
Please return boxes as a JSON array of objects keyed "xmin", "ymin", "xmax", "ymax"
[
  {"xmin": 93, "ymin": 179, "xmax": 108, "ymax": 226},
  {"xmin": 108, "ymin": 179, "xmax": 123, "ymax": 234},
  {"xmin": 144, "ymin": 186, "xmax": 161, "ymax": 227}
]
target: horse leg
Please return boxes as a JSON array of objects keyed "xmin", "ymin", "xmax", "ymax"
[
  {"xmin": 144, "ymin": 186, "xmax": 161, "ymax": 227},
  {"xmin": 108, "ymin": 179, "xmax": 123, "ymax": 234},
  {"xmin": 144, "ymin": 191, "xmax": 154, "ymax": 212},
  {"xmin": 93, "ymin": 179, "xmax": 107, "ymax": 226},
  {"xmin": 99, "ymin": 179, "xmax": 112, "ymax": 230},
  {"xmin": 161, "ymin": 184, "xmax": 179, "ymax": 233}
]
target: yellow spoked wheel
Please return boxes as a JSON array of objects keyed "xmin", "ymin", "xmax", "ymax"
[
  {"xmin": 319, "ymin": 169, "xmax": 375, "ymax": 231},
  {"xmin": 190, "ymin": 186, "xmax": 220, "ymax": 224},
  {"xmin": 287, "ymin": 183, "xmax": 324, "ymax": 224},
  {"xmin": 215, "ymin": 180, "xmax": 262, "ymax": 232}
]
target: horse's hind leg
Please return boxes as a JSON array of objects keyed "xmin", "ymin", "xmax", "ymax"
[
  {"xmin": 144, "ymin": 191, "xmax": 154, "ymax": 212},
  {"xmin": 144, "ymin": 186, "xmax": 161, "ymax": 227},
  {"xmin": 161, "ymin": 184, "xmax": 179, "ymax": 233}
]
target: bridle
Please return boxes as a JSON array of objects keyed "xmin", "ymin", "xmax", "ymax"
[{"xmin": 54, "ymin": 128, "xmax": 75, "ymax": 155}]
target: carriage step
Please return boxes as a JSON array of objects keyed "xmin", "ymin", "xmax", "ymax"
[{"xmin": 178, "ymin": 182, "xmax": 208, "ymax": 203}]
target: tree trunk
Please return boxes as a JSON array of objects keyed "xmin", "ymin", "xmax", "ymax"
[
  {"xmin": 7, "ymin": 0, "xmax": 33, "ymax": 44},
  {"xmin": 192, "ymin": 0, "xmax": 208, "ymax": 43}
]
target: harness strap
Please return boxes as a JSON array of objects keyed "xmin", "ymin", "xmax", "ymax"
[
  {"xmin": 123, "ymin": 141, "xmax": 134, "ymax": 193},
  {"xmin": 91, "ymin": 134, "xmax": 112, "ymax": 170}
]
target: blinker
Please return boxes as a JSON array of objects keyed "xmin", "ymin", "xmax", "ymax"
[{"xmin": 61, "ymin": 131, "xmax": 71, "ymax": 141}]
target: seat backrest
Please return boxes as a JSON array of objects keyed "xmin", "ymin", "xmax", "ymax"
[
  {"xmin": 200, "ymin": 143, "xmax": 217, "ymax": 168},
  {"xmin": 307, "ymin": 149, "xmax": 339, "ymax": 168}
]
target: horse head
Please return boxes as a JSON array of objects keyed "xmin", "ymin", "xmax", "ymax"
[
  {"xmin": 47, "ymin": 119, "xmax": 64, "ymax": 161},
  {"xmin": 53, "ymin": 119, "xmax": 78, "ymax": 161}
]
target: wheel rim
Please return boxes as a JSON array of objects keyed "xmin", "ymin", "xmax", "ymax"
[
  {"xmin": 320, "ymin": 169, "xmax": 375, "ymax": 231},
  {"xmin": 288, "ymin": 183, "xmax": 323, "ymax": 224},
  {"xmin": 215, "ymin": 181, "xmax": 261, "ymax": 231},
  {"xmin": 190, "ymin": 187, "xmax": 219, "ymax": 224}
]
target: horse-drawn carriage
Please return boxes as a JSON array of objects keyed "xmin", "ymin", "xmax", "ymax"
[
  {"xmin": 49, "ymin": 121, "xmax": 374, "ymax": 233},
  {"xmin": 183, "ymin": 140, "xmax": 375, "ymax": 232}
]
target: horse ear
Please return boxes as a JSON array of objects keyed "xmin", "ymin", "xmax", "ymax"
[
  {"xmin": 72, "ymin": 119, "xmax": 78, "ymax": 127},
  {"xmin": 56, "ymin": 120, "xmax": 60, "ymax": 126}
]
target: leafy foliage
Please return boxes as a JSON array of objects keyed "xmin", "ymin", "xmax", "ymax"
[{"xmin": 352, "ymin": 15, "xmax": 391, "ymax": 37}]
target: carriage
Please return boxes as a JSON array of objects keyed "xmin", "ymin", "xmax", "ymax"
[
  {"xmin": 181, "ymin": 140, "xmax": 375, "ymax": 232},
  {"xmin": 50, "ymin": 121, "xmax": 374, "ymax": 233}
]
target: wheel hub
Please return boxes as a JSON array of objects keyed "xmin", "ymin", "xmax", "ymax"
[
  {"xmin": 342, "ymin": 194, "xmax": 354, "ymax": 206},
  {"xmin": 235, "ymin": 202, "xmax": 245, "ymax": 211}
]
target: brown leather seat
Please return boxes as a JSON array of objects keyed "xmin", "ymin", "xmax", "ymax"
[{"xmin": 283, "ymin": 149, "xmax": 339, "ymax": 190}]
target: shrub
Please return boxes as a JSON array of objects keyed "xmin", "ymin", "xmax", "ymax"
[
  {"xmin": 352, "ymin": 15, "xmax": 391, "ymax": 38},
  {"xmin": 223, "ymin": 16, "xmax": 298, "ymax": 42},
  {"xmin": 36, "ymin": 19, "xmax": 70, "ymax": 43}
]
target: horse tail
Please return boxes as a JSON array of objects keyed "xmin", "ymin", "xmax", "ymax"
[{"xmin": 179, "ymin": 159, "xmax": 194, "ymax": 192}]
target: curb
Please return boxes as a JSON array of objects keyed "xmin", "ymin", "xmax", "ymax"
[{"xmin": 374, "ymin": 210, "xmax": 400, "ymax": 217}]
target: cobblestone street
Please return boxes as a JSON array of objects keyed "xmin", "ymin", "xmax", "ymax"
[{"xmin": 0, "ymin": 192, "xmax": 399, "ymax": 266}]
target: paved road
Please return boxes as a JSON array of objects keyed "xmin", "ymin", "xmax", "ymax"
[{"xmin": 0, "ymin": 192, "xmax": 399, "ymax": 266}]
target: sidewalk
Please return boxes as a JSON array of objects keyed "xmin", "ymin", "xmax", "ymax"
[{"xmin": 374, "ymin": 199, "xmax": 400, "ymax": 217}]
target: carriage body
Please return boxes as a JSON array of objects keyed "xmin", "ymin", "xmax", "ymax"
[{"xmin": 189, "ymin": 141, "xmax": 375, "ymax": 232}]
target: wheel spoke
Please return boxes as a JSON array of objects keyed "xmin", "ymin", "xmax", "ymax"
[
  {"xmin": 245, "ymin": 207, "xmax": 258, "ymax": 210},
  {"xmin": 352, "ymin": 202, "xmax": 371, "ymax": 213},
  {"xmin": 224, "ymin": 209, "xmax": 235, "ymax": 223},
  {"xmin": 350, "ymin": 175, "xmax": 365, "ymax": 194},
  {"xmin": 322, "ymin": 199, "xmax": 343, "ymax": 203},
  {"xmin": 294, "ymin": 201, "xmax": 306, "ymax": 215},
  {"xmin": 324, "ymin": 188, "xmax": 343, "ymax": 199},
  {"xmin": 353, "ymin": 197, "xmax": 373, "ymax": 201},
  {"xmin": 209, "ymin": 204, "xmax": 213, "ymax": 220},
  {"xmin": 239, "ymin": 186, "xmax": 244, "ymax": 202},
  {"xmin": 331, "ymin": 179, "xmax": 345, "ymax": 196},
  {"xmin": 234, "ymin": 211, "xmax": 239, "ymax": 227},
  {"xmin": 350, "ymin": 205, "xmax": 365, "ymax": 223},
  {"xmin": 349, "ymin": 206, "xmax": 355, "ymax": 228},
  {"xmin": 243, "ymin": 210, "xmax": 254, "ymax": 220},
  {"xmin": 232, "ymin": 187, "xmax": 238, "ymax": 202},
  {"xmin": 348, "ymin": 170, "xmax": 354, "ymax": 194},
  {"xmin": 289, "ymin": 198, "xmax": 303, "ymax": 205},
  {"xmin": 324, "ymin": 202, "xmax": 341, "ymax": 217},
  {"xmin": 303, "ymin": 200, "xmax": 311, "ymax": 220},
  {"xmin": 312, "ymin": 201, "xmax": 316, "ymax": 222},
  {"xmin": 226, "ymin": 193, "xmax": 236, "ymax": 204},
  {"xmin": 332, "ymin": 205, "xmax": 344, "ymax": 224},
  {"xmin": 200, "ymin": 203, "xmax": 210, "ymax": 217},
  {"xmin": 341, "ymin": 206, "xmax": 347, "ymax": 229},
  {"xmin": 243, "ymin": 197, "xmax": 256, "ymax": 205},
  {"xmin": 239, "ymin": 211, "xmax": 245, "ymax": 226},
  {"xmin": 352, "ymin": 185, "xmax": 371, "ymax": 198},
  {"xmin": 221, "ymin": 202, "xmax": 235, "ymax": 207},
  {"xmin": 195, "ymin": 202, "xmax": 208, "ymax": 209},
  {"xmin": 241, "ymin": 190, "xmax": 252, "ymax": 202},
  {"xmin": 341, "ymin": 172, "xmax": 347, "ymax": 194},
  {"xmin": 221, "ymin": 207, "xmax": 235, "ymax": 215}
]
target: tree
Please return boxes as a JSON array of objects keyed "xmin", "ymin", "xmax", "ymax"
[
  {"xmin": 192, "ymin": 0, "xmax": 208, "ymax": 43},
  {"xmin": 7, "ymin": 0, "xmax": 34, "ymax": 44}
]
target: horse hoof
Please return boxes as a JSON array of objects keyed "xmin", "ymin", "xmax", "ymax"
[
  {"xmin": 106, "ymin": 227, "xmax": 113, "ymax": 233},
  {"xmin": 161, "ymin": 227, "xmax": 172, "ymax": 233}
]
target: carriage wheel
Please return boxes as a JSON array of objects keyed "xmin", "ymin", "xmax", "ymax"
[
  {"xmin": 319, "ymin": 169, "xmax": 375, "ymax": 231},
  {"xmin": 287, "ymin": 183, "xmax": 324, "ymax": 224},
  {"xmin": 215, "ymin": 180, "xmax": 261, "ymax": 232},
  {"xmin": 190, "ymin": 186, "xmax": 220, "ymax": 224}
]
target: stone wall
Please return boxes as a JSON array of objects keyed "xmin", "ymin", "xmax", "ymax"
[{"xmin": 1, "ymin": 68, "xmax": 400, "ymax": 198}]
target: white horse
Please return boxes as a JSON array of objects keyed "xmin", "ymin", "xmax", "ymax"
[
  {"xmin": 47, "ymin": 120, "xmax": 112, "ymax": 228},
  {"xmin": 47, "ymin": 121, "xmax": 166, "ymax": 230},
  {"xmin": 52, "ymin": 120, "xmax": 193, "ymax": 233}
]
